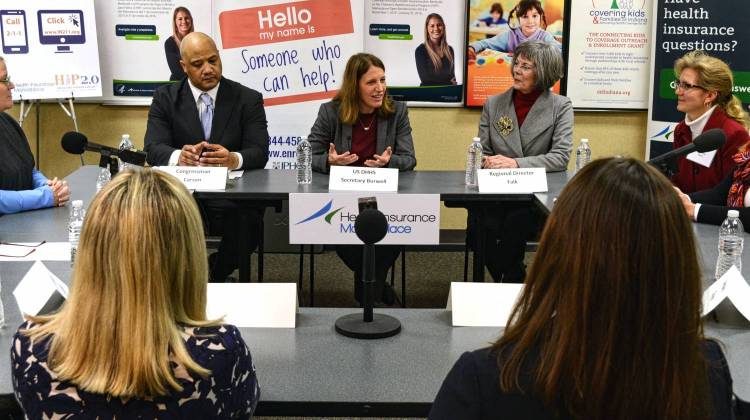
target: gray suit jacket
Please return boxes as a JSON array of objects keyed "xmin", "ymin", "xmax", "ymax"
[
  {"xmin": 308, "ymin": 100, "xmax": 417, "ymax": 173},
  {"xmin": 478, "ymin": 88, "xmax": 573, "ymax": 171}
]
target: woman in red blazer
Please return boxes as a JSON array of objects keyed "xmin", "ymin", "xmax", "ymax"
[{"xmin": 671, "ymin": 51, "xmax": 750, "ymax": 193}]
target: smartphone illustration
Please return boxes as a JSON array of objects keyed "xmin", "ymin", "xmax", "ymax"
[{"xmin": 1, "ymin": 10, "xmax": 28, "ymax": 54}]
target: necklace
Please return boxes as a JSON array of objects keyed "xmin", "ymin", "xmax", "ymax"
[{"xmin": 358, "ymin": 114, "xmax": 376, "ymax": 131}]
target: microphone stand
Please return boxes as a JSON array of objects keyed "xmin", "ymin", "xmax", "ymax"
[{"xmin": 335, "ymin": 210, "xmax": 402, "ymax": 339}]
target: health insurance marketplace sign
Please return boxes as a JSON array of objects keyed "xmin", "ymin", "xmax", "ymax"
[{"xmin": 646, "ymin": 0, "xmax": 750, "ymax": 159}]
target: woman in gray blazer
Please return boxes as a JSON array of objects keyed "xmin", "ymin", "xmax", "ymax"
[
  {"xmin": 469, "ymin": 40, "xmax": 573, "ymax": 282},
  {"xmin": 308, "ymin": 53, "xmax": 416, "ymax": 304}
]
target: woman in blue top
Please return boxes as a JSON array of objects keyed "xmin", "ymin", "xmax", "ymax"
[
  {"xmin": 0, "ymin": 57, "xmax": 69, "ymax": 214},
  {"xmin": 467, "ymin": 0, "xmax": 560, "ymax": 62}
]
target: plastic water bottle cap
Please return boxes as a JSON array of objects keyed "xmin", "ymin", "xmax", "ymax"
[
  {"xmin": 728, "ymin": 210, "xmax": 739, "ymax": 218},
  {"xmin": 122, "ymin": 134, "xmax": 130, "ymax": 139},
  {"xmin": 72, "ymin": 200, "xmax": 83, "ymax": 208},
  {"xmin": 472, "ymin": 137, "xmax": 481, "ymax": 142},
  {"xmin": 580, "ymin": 138, "xmax": 589, "ymax": 143}
]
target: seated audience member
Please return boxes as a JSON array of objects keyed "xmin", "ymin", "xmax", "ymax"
[
  {"xmin": 676, "ymin": 143, "xmax": 750, "ymax": 231},
  {"xmin": 0, "ymin": 57, "xmax": 69, "ymax": 214},
  {"xmin": 468, "ymin": 39, "xmax": 572, "ymax": 283},
  {"xmin": 12, "ymin": 169, "xmax": 260, "ymax": 417},
  {"xmin": 145, "ymin": 32, "xmax": 269, "ymax": 282},
  {"xmin": 671, "ymin": 50, "xmax": 750, "ymax": 193},
  {"xmin": 308, "ymin": 53, "xmax": 416, "ymax": 304},
  {"xmin": 430, "ymin": 158, "xmax": 734, "ymax": 419}
]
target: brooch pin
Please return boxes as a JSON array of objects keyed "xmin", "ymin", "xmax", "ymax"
[{"xmin": 496, "ymin": 116, "xmax": 513, "ymax": 137}]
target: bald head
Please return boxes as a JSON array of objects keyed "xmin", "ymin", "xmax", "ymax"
[{"xmin": 179, "ymin": 32, "xmax": 222, "ymax": 91}]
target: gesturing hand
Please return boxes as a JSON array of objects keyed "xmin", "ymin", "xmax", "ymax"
[
  {"xmin": 364, "ymin": 146, "xmax": 392, "ymax": 168},
  {"xmin": 327, "ymin": 143, "xmax": 359, "ymax": 166}
]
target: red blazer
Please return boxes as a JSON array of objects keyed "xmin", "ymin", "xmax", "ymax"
[{"xmin": 671, "ymin": 108, "xmax": 750, "ymax": 193}]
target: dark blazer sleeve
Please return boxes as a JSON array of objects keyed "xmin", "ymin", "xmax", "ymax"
[
  {"xmin": 236, "ymin": 88, "xmax": 270, "ymax": 170},
  {"xmin": 387, "ymin": 102, "xmax": 417, "ymax": 171},
  {"xmin": 309, "ymin": 102, "xmax": 336, "ymax": 173},
  {"xmin": 429, "ymin": 352, "xmax": 482, "ymax": 420},
  {"xmin": 690, "ymin": 173, "xmax": 750, "ymax": 232},
  {"xmin": 144, "ymin": 86, "xmax": 179, "ymax": 166},
  {"xmin": 703, "ymin": 340, "xmax": 734, "ymax": 420}
]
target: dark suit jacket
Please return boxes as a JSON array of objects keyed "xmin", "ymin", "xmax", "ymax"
[
  {"xmin": 429, "ymin": 342, "xmax": 734, "ymax": 420},
  {"xmin": 690, "ymin": 171, "xmax": 750, "ymax": 232},
  {"xmin": 144, "ymin": 77, "xmax": 269, "ymax": 170},
  {"xmin": 308, "ymin": 100, "xmax": 416, "ymax": 173}
]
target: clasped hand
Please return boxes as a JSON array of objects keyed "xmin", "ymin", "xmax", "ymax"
[
  {"xmin": 179, "ymin": 141, "xmax": 238, "ymax": 168},
  {"xmin": 482, "ymin": 154, "xmax": 518, "ymax": 169},
  {"xmin": 327, "ymin": 143, "xmax": 392, "ymax": 168},
  {"xmin": 48, "ymin": 177, "xmax": 70, "ymax": 207}
]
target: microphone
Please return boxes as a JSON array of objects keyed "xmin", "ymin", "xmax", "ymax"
[
  {"xmin": 61, "ymin": 131, "xmax": 147, "ymax": 166},
  {"xmin": 648, "ymin": 128, "xmax": 726, "ymax": 166},
  {"xmin": 354, "ymin": 208, "xmax": 388, "ymax": 245}
]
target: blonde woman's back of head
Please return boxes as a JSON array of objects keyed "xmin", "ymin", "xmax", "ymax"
[{"xmin": 26, "ymin": 169, "xmax": 220, "ymax": 398}]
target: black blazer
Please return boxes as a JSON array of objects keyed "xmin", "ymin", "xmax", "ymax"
[
  {"xmin": 144, "ymin": 77, "xmax": 269, "ymax": 170},
  {"xmin": 690, "ymin": 171, "xmax": 750, "ymax": 232},
  {"xmin": 429, "ymin": 341, "xmax": 734, "ymax": 420}
]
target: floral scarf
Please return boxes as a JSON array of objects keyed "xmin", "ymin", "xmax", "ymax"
[{"xmin": 727, "ymin": 149, "xmax": 750, "ymax": 207}]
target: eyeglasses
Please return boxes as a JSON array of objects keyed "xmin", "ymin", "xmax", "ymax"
[
  {"xmin": 513, "ymin": 62, "xmax": 535, "ymax": 72},
  {"xmin": 0, "ymin": 240, "xmax": 46, "ymax": 258},
  {"xmin": 674, "ymin": 80, "xmax": 704, "ymax": 91},
  {"xmin": 0, "ymin": 75, "xmax": 11, "ymax": 86}
]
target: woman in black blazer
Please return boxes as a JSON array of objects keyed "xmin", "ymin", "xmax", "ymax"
[
  {"xmin": 430, "ymin": 158, "xmax": 734, "ymax": 420},
  {"xmin": 676, "ymin": 143, "xmax": 750, "ymax": 231}
]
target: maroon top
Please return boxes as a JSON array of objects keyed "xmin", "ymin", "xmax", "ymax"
[
  {"xmin": 671, "ymin": 107, "xmax": 750, "ymax": 193},
  {"xmin": 351, "ymin": 113, "xmax": 378, "ymax": 166},
  {"xmin": 513, "ymin": 89, "xmax": 543, "ymax": 127}
]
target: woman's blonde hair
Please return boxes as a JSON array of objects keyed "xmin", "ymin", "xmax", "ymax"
[
  {"xmin": 334, "ymin": 53, "xmax": 394, "ymax": 125},
  {"xmin": 675, "ymin": 50, "xmax": 750, "ymax": 130},
  {"xmin": 25, "ymin": 169, "xmax": 220, "ymax": 398},
  {"xmin": 423, "ymin": 13, "xmax": 453, "ymax": 74}
]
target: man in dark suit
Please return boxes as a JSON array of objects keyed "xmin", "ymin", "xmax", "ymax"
[{"xmin": 145, "ymin": 32, "xmax": 269, "ymax": 282}]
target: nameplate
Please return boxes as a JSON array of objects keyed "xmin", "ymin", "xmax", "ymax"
[
  {"xmin": 289, "ymin": 193, "xmax": 440, "ymax": 245},
  {"xmin": 477, "ymin": 168, "xmax": 547, "ymax": 193},
  {"xmin": 446, "ymin": 282, "xmax": 523, "ymax": 327},
  {"xmin": 13, "ymin": 261, "xmax": 69, "ymax": 317},
  {"xmin": 702, "ymin": 266, "xmax": 750, "ymax": 321},
  {"xmin": 207, "ymin": 283, "xmax": 297, "ymax": 328},
  {"xmin": 328, "ymin": 166, "xmax": 398, "ymax": 192},
  {"xmin": 156, "ymin": 166, "xmax": 228, "ymax": 190}
]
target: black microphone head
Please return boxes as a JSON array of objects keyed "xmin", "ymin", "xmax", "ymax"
[
  {"xmin": 61, "ymin": 131, "xmax": 87, "ymax": 154},
  {"xmin": 693, "ymin": 128, "xmax": 726, "ymax": 152},
  {"xmin": 354, "ymin": 209, "xmax": 388, "ymax": 245}
]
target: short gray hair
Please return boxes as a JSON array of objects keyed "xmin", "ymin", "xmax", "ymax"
[{"xmin": 512, "ymin": 40, "xmax": 563, "ymax": 90}]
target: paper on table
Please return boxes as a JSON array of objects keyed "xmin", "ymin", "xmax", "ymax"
[
  {"xmin": 702, "ymin": 271, "xmax": 732, "ymax": 316},
  {"xmin": 686, "ymin": 150, "xmax": 717, "ymax": 168},
  {"xmin": 13, "ymin": 261, "xmax": 69, "ymax": 317},
  {"xmin": 0, "ymin": 242, "xmax": 70, "ymax": 261},
  {"xmin": 229, "ymin": 170, "xmax": 244, "ymax": 180},
  {"xmin": 726, "ymin": 267, "xmax": 750, "ymax": 321}
]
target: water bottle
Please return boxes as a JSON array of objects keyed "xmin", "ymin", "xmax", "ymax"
[
  {"xmin": 575, "ymin": 139, "xmax": 592, "ymax": 173},
  {"xmin": 96, "ymin": 167, "xmax": 111, "ymax": 192},
  {"xmin": 68, "ymin": 200, "xmax": 85, "ymax": 265},
  {"xmin": 715, "ymin": 210, "xmax": 744, "ymax": 279},
  {"xmin": 296, "ymin": 136, "xmax": 312, "ymax": 184},
  {"xmin": 118, "ymin": 134, "xmax": 135, "ymax": 171},
  {"xmin": 465, "ymin": 137, "xmax": 482, "ymax": 186}
]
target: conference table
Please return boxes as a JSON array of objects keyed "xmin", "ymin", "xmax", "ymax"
[{"xmin": 0, "ymin": 166, "xmax": 748, "ymax": 417}]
